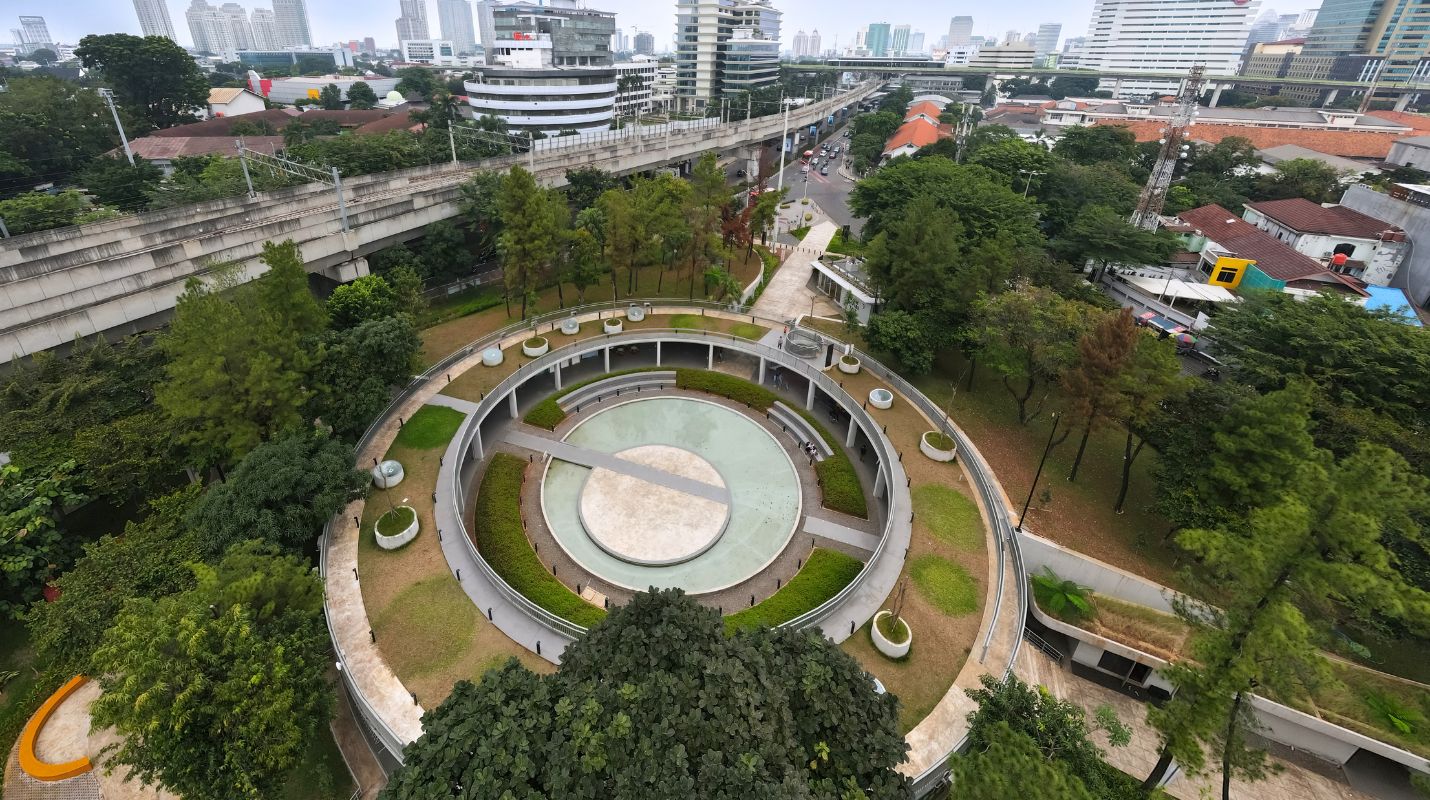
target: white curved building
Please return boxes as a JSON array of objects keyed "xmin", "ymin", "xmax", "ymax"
[{"xmin": 467, "ymin": 0, "xmax": 618, "ymax": 134}]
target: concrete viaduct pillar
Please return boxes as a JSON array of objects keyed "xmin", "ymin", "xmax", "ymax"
[
  {"xmin": 320, "ymin": 256, "xmax": 369, "ymax": 284},
  {"xmin": 1396, "ymin": 93, "xmax": 1414, "ymax": 112},
  {"xmin": 1208, "ymin": 85, "xmax": 1224, "ymax": 108}
]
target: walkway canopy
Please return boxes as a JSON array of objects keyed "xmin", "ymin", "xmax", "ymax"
[{"xmin": 1123, "ymin": 276, "xmax": 1239, "ymax": 303}]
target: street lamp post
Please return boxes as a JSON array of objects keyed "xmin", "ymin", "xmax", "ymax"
[
  {"xmin": 1018, "ymin": 169, "xmax": 1044, "ymax": 198},
  {"xmin": 97, "ymin": 88, "xmax": 134, "ymax": 166},
  {"xmin": 1017, "ymin": 413, "xmax": 1060, "ymax": 531},
  {"xmin": 776, "ymin": 97, "xmax": 792, "ymax": 196}
]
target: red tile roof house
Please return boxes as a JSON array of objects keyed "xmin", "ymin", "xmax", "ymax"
[
  {"xmin": 1241, "ymin": 198, "xmax": 1407, "ymax": 286},
  {"xmin": 882, "ymin": 118, "xmax": 949, "ymax": 160},
  {"xmin": 1170, "ymin": 204, "xmax": 1370, "ymax": 297},
  {"xmin": 903, "ymin": 101, "xmax": 944, "ymax": 125}
]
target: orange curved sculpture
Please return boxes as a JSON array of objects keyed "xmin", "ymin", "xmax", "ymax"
[{"xmin": 18, "ymin": 675, "xmax": 94, "ymax": 781}]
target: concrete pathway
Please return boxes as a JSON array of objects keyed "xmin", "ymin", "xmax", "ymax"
[
  {"xmin": 751, "ymin": 221, "xmax": 841, "ymax": 324},
  {"xmin": 803, "ymin": 514, "xmax": 881, "ymax": 551},
  {"xmin": 504, "ymin": 428, "xmax": 730, "ymax": 502},
  {"xmin": 423, "ymin": 393, "xmax": 482, "ymax": 415}
]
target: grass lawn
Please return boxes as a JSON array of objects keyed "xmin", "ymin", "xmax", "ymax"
[
  {"xmin": 725, "ymin": 548, "xmax": 865, "ymax": 631},
  {"xmin": 1279, "ymin": 661, "xmax": 1430, "ymax": 759},
  {"xmin": 912, "ymin": 485, "xmax": 983, "ymax": 552},
  {"xmin": 0, "ymin": 618, "xmax": 49, "ymax": 793},
  {"xmin": 394, "ymin": 405, "xmax": 467, "ymax": 449},
  {"xmin": 827, "ymin": 229, "xmax": 864, "ymax": 257},
  {"xmin": 358, "ymin": 410, "xmax": 551, "ymax": 707},
  {"xmin": 279, "ymin": 723, "xmax": 355, "ymax": 800},
  {"xmin": 419, "ymin": 254, "xmax": 765, "ymax": 366},
  {"xmin": 791, "ymin": 226, "xmax": 811, "ymax": 240},
  {"xmin": 910, "ymin": 555, "xmax": 979, "ymax": 615}
]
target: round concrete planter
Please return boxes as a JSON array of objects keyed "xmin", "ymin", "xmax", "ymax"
[
  {"xmin": 371, "ymin": 460, "xmax": 405, "ymax": 489},
  {"xmin": 627, "ymin": 304, "xmax": 646, "ymax": 322},
  {"xmin": 603, "ymin": 318, "xmax": 624, "ymax": 334},
  {"xmin": 920, "ymin": 431, "xmax": 957, "ymax": 462},
  {"xmin": 522, "ymin": 336, "xmax": 549, "ymax": 358},
  {"xmin": 374, "ymin": 506, "xmax": 419, "ymax": 550},
  {"xmin": 560, "ymin": 317, "xmax": 580, "ymax": 335},
  {"xmin": 872, "ymin": 610, "xmax": 911, "ymax": 658},
  {"xmin": 868, "ymin": 388, "xmax": 893, "ymax": 410},
  {"xmin": 481, "ymin": 347, "xmax": 504, "ymax": 367},
  {"xmin": 837, "ymin": 354, "xmax": 861, "ymax": 374}
]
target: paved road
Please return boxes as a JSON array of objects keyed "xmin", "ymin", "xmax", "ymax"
[{"xmin": 772, "ymin": 123, "xmax": 862, "ymax": 235}]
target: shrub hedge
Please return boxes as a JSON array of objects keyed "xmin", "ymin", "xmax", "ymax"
[
  {"xmin": 674, "ymin": 369, "xmax": 868, "ymax": 519},
  {"xmin": 472, "ymin": 454, "xmax": 606, "ymax": 627},
  {"xmin": 725, "ymin": 548, "xmax": 864, "ymax": 631},
  {"xmin": 522, "ymin": 367, "xmax": 662, "ymax": 430}
]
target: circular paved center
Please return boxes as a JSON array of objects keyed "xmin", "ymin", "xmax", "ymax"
[{"xmin": 577, "ymin": 444, "xmax": 730, "ymax": 566}]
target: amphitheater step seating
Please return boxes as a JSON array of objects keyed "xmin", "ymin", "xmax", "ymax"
[
  {"xmin": 558, "ymin": 370, "xmax": 677, "ymax": 411},
  {"xmin": 768, "ymin": 401, "xmax": 833, "ymax": 461}
]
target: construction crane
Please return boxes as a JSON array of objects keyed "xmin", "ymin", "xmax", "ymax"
[{"xmin": 1130, "ymin": 65, "xmax": 1207, "ymax": 230}]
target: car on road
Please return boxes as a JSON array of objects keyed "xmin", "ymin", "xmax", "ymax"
[{"xmin": 820, "ymin": 166, "xmax": 828, "ymax": 175}]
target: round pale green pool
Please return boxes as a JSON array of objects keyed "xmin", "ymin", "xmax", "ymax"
[{"xmin": 540, "ymin": 396, "xmax": 802, "ymax": 594}]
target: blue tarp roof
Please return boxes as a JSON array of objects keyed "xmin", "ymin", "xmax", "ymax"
[{"xmin": 1364, "ymin": 285, "xmax": 1423, "ymax": 327}]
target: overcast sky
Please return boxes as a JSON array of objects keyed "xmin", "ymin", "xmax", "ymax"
[{"xmin": 26, "ymin": 0, "xmax": 1320, "ymax": 53}]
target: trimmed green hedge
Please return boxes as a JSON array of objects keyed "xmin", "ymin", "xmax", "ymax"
[
  {"xmin": 725, "ymin": 548, "xmax": 865, "ymax": 631},
  {"xmin": 472, "ymin": 454, "xmax": 606, "ymax": 627},
  {"xmin": 675, "ymin": 369, "xmax": 868, "ymax": 519},
  {"xmin": 523, "ymin": 367, "xmax": 662, "ymax": 430}
]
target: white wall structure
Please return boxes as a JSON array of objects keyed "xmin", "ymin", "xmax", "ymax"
[
  {"xmin": 400, "ymin": 39, "xmax": 460, "ymax": 64},
  {"xmin": 271, "ymin": 0, "xmax": 311, "ymax": 47},
  {"xmin": 1241, "ymin": 199, "xmax": 1407, "ymax": 286},
  {"xmin": 967, "ymin": 43, "xmax": 1035, "ymax": 71},
  {"xmin": 614, "ymin": 58, "xmax": 658, "ymax": 116},
  {"xmin": 1077, "ymin": 0, "xmax": 1260, "ymax": 98},
  {"xmin": 133, "ymin": 0, "xmax": 178, "ymax": 41}
]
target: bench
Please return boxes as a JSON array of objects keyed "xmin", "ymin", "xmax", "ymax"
[
  {"xmin": 558, "ymin": 370, "xmax": 677, "ymax": 411},
  {"xmin": 768, "ymin": 401, "xmax": 834, "ymax": 461}
]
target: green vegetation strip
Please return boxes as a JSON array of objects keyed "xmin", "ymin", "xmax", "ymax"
[
  {"xmin": 376, "ymin": 506, "xmax": 416, "ymax": 537},
  {"xmin": 472, "ymin": 454, "xmax": 607, "ymax": 628},
  {"xmin": 674, "ymin": 369, "xmax": 868, "ymax": 519},
  {"xmin": 910, "ymin": 555, "xmax": 979, "ymax": 616},
  {"xmin": 523, "ymin": 367, "xmax": 662, "ymax": 430},
  {"xmin": 911, "ymin": 485, "xmax": 982, "ymax": 552},
  {"xmin": 394, "ymin": 405, "xmax": 467, "ymax": 449},
  {"xmin": 725, "ymin": 548, "xmax": 865, "ymax": 631}
]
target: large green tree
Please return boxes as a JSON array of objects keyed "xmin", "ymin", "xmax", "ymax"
[
  {"xmin": 1146, "ymin": 417, "xmax": 1430, "ymax": 798},
  {"xmin": 1055, "ymin": 205, "xmax": 1176, "ymax": 278},
  {"xmin": 1109, "ymin": 336, "xmax": 1189, "ymax": 513},
  {"xmin": 564, "ymin": 166, "xmax": 618, "ymax": 212},
  {"xmin": 381, "ymin": 590, "xmax": 910, "ymax": 799},
  {"xmin": 848, "ymin": 156, "xmax": 1042, "ymax": 247},
  {"xmin": 326, "ymin": 274, "xmax": 398, "ymax": 328},
  {"xmin": 78, "ymin": 155, "xmax": 163, "ymax": 210},
  {"xmin": 458, "ymin": 169, "xmax": 504, "ymax": 262},
  {"xmin": 186, "ymin": 430, "xmax": 366, "ymax": 557},
  {"xmin": 1052, "ymin": 125, "xmax": 1138, "ymax": 168},
  {"xmin": 951, "ymin": 721, "xmax": 1096, "ymax": 800},
  {"xmin": 498, "ymin": 166, "xmax": 565, "ymax": 316},
  {"xmin": 74, "ymin": 34, "xmax": 209, "ymax": 130},
  {"xmin": 0, "ymin": 75, "xmax": 126, "ymax": 192},
  {"xmin": 307, "ymin": 314, "xmax": 422, "ymax": 439},
  {"xmin": 967, "ymin": 137, "xmax": 1056, "ymax": 190},
  {"xmin": 346, "ymin": 80, "xmax": 378, "ymax": 109},
  {"xmin": 90, "ymin": 542, "xmax": 332, "ymax": 800},
  {"xmin": 1061, "ymin": 308, "xmax": 1139, "ymax": 482},
  {"xmin": 971, "ymin": 283, "xmax": 1092, "ymax": 424},
  {"xmin": 1249, "ymin": 158, "xmax": 1345, "ymax": 203},
  {"xmin": 157, "ymin": 240, "xmax": 327, "ymax": 464}
]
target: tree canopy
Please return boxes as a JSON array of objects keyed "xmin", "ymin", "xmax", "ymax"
[
  {"xmin": 848, "ymin": 156, "xmax": 1042, "ymax": 247},
  {"xmin": 75, "ymin": 34, "xmax": 209, "ymax": 130},
  {"xmin": 381, "ymin": 590, "xmax": 911, "ymax": 799}
]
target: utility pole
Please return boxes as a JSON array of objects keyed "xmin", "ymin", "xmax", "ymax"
[
  {"xmin": 776, "ymin": 97, "xmax": 791, "ymax": 195},
  {"xmin": 1130, "ymin": 64, "xmax": 1204, "ymax": 229},
  {"xmin": 236, "ymin": 139, "xmax": 255, "ymax": 198},
  {"xmin": 98, "ymin": 88, "xmax": 134, "ymax": 166},
  {"xmin": 447, "ymin": 118, "xmax": 458, "ymax": 165}
]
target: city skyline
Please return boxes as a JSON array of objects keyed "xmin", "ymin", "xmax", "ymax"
[{"xmin": 12, "ymin": 0, "xmax": 1321, "ymax": 53}]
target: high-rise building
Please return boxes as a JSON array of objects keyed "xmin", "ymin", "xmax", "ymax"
[
  {"xmin": 16, "ymin": 15, "xmax": 51, "ymax": 48},
  {"xmin": 186, "ymin": 0, "xmax": 235, "ymax": 53},
  {"xmin": 908, "ymin": 31, "xmax": 923, "ymax": 54},
  {"xmin": 891, "ymin": 24, "xmax": 910, "ymax": 55},
  {"xmin": 1246, "ymin": 8, "xmax": 1283, "ymax": 48},
  {"xmin": 272, "ymin": 0, "xmax": 312, "ymax": 47},
  {"xmin": 467, "ymin": 0, "xmax": 617, "ymax": 132},
  {"xmin": 948, "ymin": 15, "xmax": 973, "ymax": 46},
  {"xmin": 634, "ymin": 30, "xmax": 655, "ymax": 55},
  {"xmin": 219, "ymin": 3, "xmax": 255, "ymax": 50},
  {"xmin": 810, "ymin": 28, "xmax": 822, "ymax": 56},
  {"xmin": 792, "ymin": 29, "xmax": 809, "ymax": 58},
  {"xmin": 674, "ymin": 0, "xmax": 780, "ymax": 109},
  {"xmin": 865, "ymin": 22, "xmax": 891, "ymax": 56},
  {"xmin": 133, "ymin": 0, "xmax": 178, "ymax": 41},
  {"xmin": 436, "ymin": 0, "xmax": 477, "ymax": 54},
  {"xmin": 1076, "ymin": 0, "xmax": 1260, "ymax": 98},
  {"xmin": 1033, "ymin": 23, "xmax": 1060, "ymax": 60},
  {"xmin": 1003, "ymin": 29, "xmax": 1021, "ymax": 46},
  {"xmin": 251, "ymin": 8, "xmax": 279, "ymax": 49},
  {"xmin": 363, "ymin": 36, "xmax": 377, "ymax": 53},
  {"xmin": 396, "ymin": 0, "xmax": 430, "ymax": 43}
]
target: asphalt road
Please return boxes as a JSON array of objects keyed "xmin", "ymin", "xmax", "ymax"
[{"xmin": 770, "ymin": 123, "xmax": 862, "ymax": 235}]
